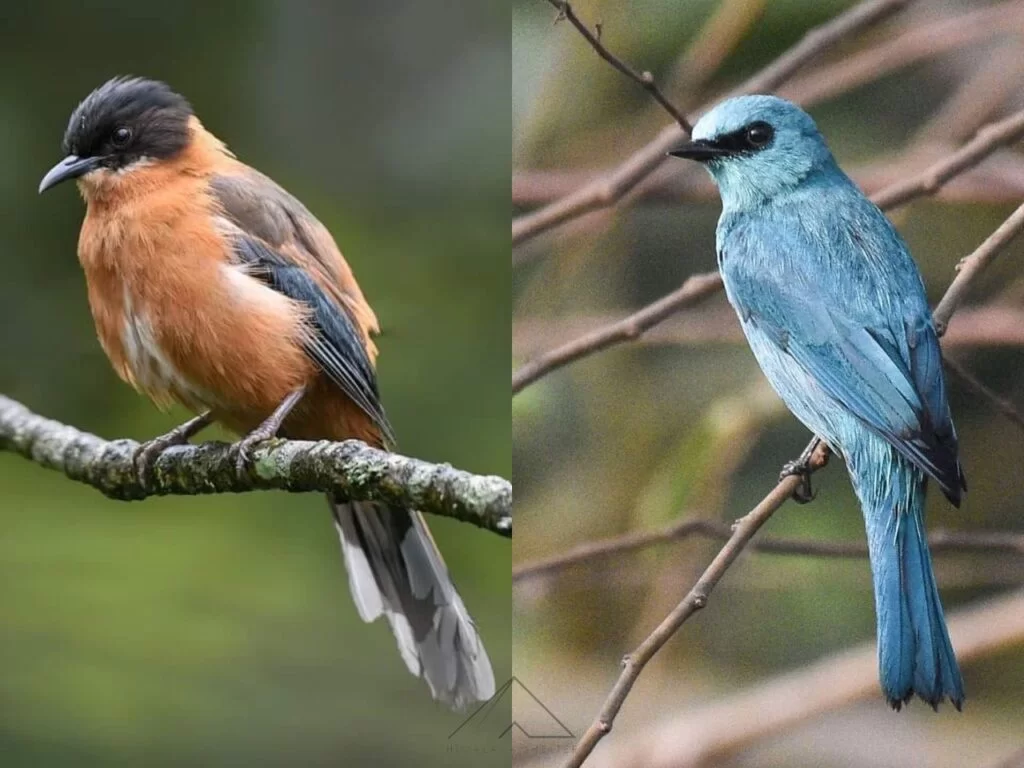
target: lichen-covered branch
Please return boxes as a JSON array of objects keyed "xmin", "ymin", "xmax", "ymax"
[{"xmin": 0, "ymin": 395, "xmax": 511, "ymax": 537}]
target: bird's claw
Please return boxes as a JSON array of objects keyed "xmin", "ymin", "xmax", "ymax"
[
  {"xmin": 230, "ymin": 437, "xmax": 259, "ymax": 476},
  {"xmin": 131, "ymin": 412, "xmax": 213, "ymax": 485},
  {"xmin": 230, "ymin": 429, "xmax": 277, "ymax": 476},
  {"xmin": 779, "ymin": 458, "xmax": 816, "ymax": 504},
  {"xmin": 132, "ymin": 433, "xmax": 187, "ymax": 485}
]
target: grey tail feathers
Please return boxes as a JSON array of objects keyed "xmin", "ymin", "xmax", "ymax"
[{"xmin": 330, "ymin": 496, "xmax": 495, "ymax": 709}]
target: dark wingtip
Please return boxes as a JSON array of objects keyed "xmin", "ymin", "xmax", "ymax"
[{"xmin": 889, "ymin": 691, "xmax": 964, "ymax": 713}]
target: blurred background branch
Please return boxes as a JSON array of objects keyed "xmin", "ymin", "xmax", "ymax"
[
  {"xmin": 0, "ymin": 395, "xmax": 511, "ymax": 537},
  {"xmin": 514, "ymin": 521, "xmax": 1024, "ymax": 584},
  {"xmin": 527, "ymin": 587, "xmax": 1024, "ymax": 768},
  {"xmin": 512, "ymin": 0, "xmax": 911, "ymax": 248}
]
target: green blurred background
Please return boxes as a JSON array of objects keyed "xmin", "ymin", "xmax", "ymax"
[
  {"xmin": 514, "ymin": 0, "xmax": 1024, "ymax": 766},
  {"xmin": 0, "ymin": 1, "xmax": 509, "ymax": 766}
]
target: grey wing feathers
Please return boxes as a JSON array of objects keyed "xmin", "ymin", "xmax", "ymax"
[{"xmin": 211, "ymin": 170, "xmax": 348, "ymax": 288}]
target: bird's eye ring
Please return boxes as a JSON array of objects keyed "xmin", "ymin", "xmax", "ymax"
[
  {"xmin": 745, "ymin": 121, "xmax": 773, "ymax": 148},
  {"xmin": 111, "ymin": 126, "xmax": 133, "ymax": 147}
]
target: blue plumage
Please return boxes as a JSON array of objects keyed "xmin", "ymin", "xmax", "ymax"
[{"xmin": 672, "ymin": 95, "xmax": 965, "ymax": 709}]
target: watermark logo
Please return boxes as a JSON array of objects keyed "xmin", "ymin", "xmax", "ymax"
[{"xmin": 448, "ymin": 676, "xmax": 574, "ymax": 743}]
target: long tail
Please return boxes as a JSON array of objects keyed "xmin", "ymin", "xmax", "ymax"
[
  {"xmin": 329, "ymin": 496, "xmax": 495, "ymax": 709},
  {"xmin": 851, "ymin": 445, "xmax": 964, "ymax": 710}
]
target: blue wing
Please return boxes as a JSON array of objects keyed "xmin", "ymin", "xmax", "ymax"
[{"xmin": 720, "ymin": 201, "xmax": 964, "ymax": 505}]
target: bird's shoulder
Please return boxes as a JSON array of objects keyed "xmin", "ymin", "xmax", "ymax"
[
  {"xmin": 208, "ymin": 165, "xmax": 380, "ymax": 349},
  {"xmin": 718, "ymin": 186, "xmax": 929, "ymax": 326}
]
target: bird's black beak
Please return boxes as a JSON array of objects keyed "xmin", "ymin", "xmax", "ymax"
[
  {"xmin": 38, "ymin": 154, "xmax": 103, "ymax": 193},
  {"xmin": 667, "ymin": 140, "xmax": 730, "ymax": 162}
]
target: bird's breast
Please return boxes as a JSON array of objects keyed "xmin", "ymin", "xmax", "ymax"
[{"xmin": 77, "ymin": 186, "xmax": 314, "ymax": 422}]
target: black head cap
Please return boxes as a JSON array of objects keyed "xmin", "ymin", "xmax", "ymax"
[
  {"xmin": 40, "ymin": 77, "xmax": 193, "ymax": 193},
  {"xmin": 64, "ymin": 76, "xmax": 192, "ymax": 166}
]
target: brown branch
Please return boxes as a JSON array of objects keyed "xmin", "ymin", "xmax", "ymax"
[
  {"xmin": 512, "ymin": 0, "xmax": 911, "ymax": 248},
  {"xmin": 511, "ymin": 271, "xmax": 722, "ymax": 394},
  {"xmin": 513, "ymin": 304, "xmax": 1024, "ymax": 357},
  {"xmin": 512, "ymin": 110, "xmax": 1024, "ymax": 395},
  {"xmin": 582, "ymin": 588, "xmax": 1024, "ymax": 768},
  {"xmin": 512, "ymin": 157, "xmax": 1024, "ymax": 208},
  {"xmin": 0, "ymin": 395, "xmax": 512, "ymax": 537},
  {"xmin": 514, "ymin": 519, "xmax": 1024, "ymax": 583},
  {"xmin": 561, "ymin": 443, "xmax": 830, "ymax": 768},
  {"xmin": 545, "ymin": 0, "xmax": 690, "ymax": 131},
  {"xmin": 873, "ymin": 110, "xmax": 1024, "ymax": 210},
  {"xmin": 933, "ymin": 199, "xmax": 1024, "ymax": 331},
  {"xmin": 559, "ymin": 195, "xmax": 1024, "ymax": 766}
]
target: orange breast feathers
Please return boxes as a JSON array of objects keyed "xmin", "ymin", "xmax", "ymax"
[{"xmin": 75, "ymin": 118, "xmax": 384, "ymax": 443}]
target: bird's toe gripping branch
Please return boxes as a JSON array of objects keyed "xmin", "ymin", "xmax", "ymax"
[
  {"xmin": 230, "ymin": 386, "xmax": 307, "ymax": 476},
  {"xmin": 778, "ymin": 438, "xmax": 832, "ymax": 504},
  {"xmin": 132, "ymin": 411, "xmax": 214, "ymax": 484}
]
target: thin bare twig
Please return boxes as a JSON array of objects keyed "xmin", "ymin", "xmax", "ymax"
[
  {"xmin": 513, "ymin": 520, "xmax": 1024, "ymax": 583},
  {"xmin": 561, "ymin": 443, "xmax": 830, "ymax": 768},
  {"xmin": 513, "ymin": 0, "xmax": 911, "ymax": 247},
  {"xmin": 560, "ymin": 194, "xmax": 1024, "ymax": 767},
  {"xmin": 874, "ymin": 111, "xmax": 1024, "ymax": 210},
  {"xmin": 512, "ymin": 157, "xmax": 1024, "ymax": 208},
  {"xmin": 511, "ymin": 271, "xmax": 722, "ymax": 394},
  {"xmin": 512, "ymin": 304, "xmax": 1024, "ymax": 356},
  {"xmin": 513, "ymin": 109, "xmax": 1024, "ymax": 395},
  {"xmin": 582, "ymin": 588, "xmax": 1024, "ymax": 768},
  {"xmin": 545, "ymin": 0, "xmax": 690, "ymax": 131},
  {"xmin": 933, "ymin": 199, "xmax": 1024, "ymax": 331}
]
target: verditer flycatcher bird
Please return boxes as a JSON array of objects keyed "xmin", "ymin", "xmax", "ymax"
[
  {"xmin": 39, "ymin": 76, "xmax": 494, "ymax": 709},
  {"xmin": 669, "ymin": 95, "xmax": 965, "ymax": 710}
]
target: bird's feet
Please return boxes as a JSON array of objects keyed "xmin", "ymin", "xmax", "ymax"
[
  {"xmin": 779, "ymin": 458, "xmax": 816, "ymax": 503},
  {"xmin": 778, "ymin": 438, "xmax": 829, "ymax": 504},
  {"xmin": 230, "ymin": 422, "xmax": 280, "ymax": 476},
  {"xmin": 229, "ymin": 386, "xmax": 307, "ymax": 476},
  {"xmin": 132, "ymin": 412, "xmax": 213, "ymax": 485}
]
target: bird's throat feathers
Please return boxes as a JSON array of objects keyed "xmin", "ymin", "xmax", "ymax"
[
  {"xmin": 76, "ymin": 116, "xmax": 234, "ymax": 208},
  {"xmin": 706, "ymin": 146, "xmax": 838, "ymax": 213}
]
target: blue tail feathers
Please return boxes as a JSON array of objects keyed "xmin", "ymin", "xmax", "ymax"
[{"xmin": 854, "ymin": 447, "xmax": 964, "ymax": 710}]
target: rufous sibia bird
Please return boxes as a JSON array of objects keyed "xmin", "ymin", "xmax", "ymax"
[{"xmin": 39, "ymin": 77, "xmax": 494, "ymax": 709}]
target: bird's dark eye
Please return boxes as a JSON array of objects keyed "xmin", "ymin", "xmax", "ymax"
[
  {"xmin": 111, "ymin": 126, "xmax": 132, "ymax": 147},
  {"xmin": 745, "ymin": 121, "xmax": 773, "ymax": 148}
]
